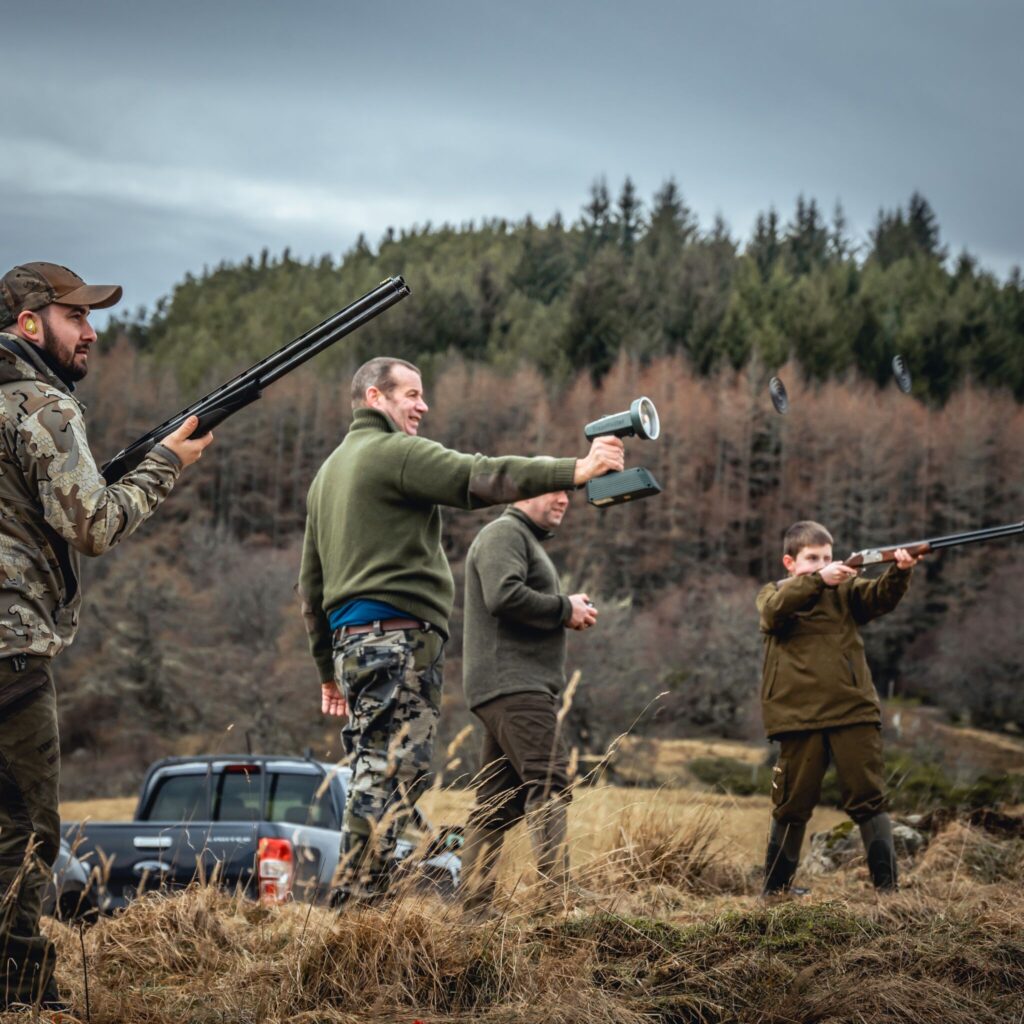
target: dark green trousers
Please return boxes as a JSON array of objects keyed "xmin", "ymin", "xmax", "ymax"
[
  {"xmin": 0, "ymin": 657, "xmax": 60, "ymax": 1007},
  {"xmin": 468, "ymin": 691, "xmax": 572, "ymax": 832}
]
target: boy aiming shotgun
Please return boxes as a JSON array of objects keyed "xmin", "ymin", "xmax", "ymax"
[{"xmin": 756, "ymin": 520, "xmax": 922, "ymax": 895}]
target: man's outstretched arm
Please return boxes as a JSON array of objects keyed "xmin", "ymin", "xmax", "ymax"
[{"xmin": 399, "ymin": 436, "xmax": 625, "ymax": 509}]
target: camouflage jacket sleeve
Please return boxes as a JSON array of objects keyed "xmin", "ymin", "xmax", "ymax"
[{"xmin": 11, "ymin": 384, "xmax": 181, "ymax": 556}]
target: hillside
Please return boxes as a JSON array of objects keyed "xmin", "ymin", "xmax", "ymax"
[{"xmin": 13, "ymin": 180, "xmax": 1011, "ymax": 796}]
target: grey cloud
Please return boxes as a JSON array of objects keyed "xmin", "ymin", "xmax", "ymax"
[{"xmin": 2, "ymin": 0, "xmax": 1022, "ymax": 314}]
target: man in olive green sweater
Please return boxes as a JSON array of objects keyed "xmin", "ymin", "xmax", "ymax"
[
  {"xmin": 460, "ymin": 491, "xmax": 597, "ymax": 915},
  {"xmin": 756, "ymin": 520, "xmax": 920, "ymax": 896},
  {"xmin": 299, "ymin": 356, "xmax": 622, "ymax": 904}
]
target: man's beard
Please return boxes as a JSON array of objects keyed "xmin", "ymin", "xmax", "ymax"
[{"xmin": 39, "ymin": 312, "xmax": 88, "ymax": 382}]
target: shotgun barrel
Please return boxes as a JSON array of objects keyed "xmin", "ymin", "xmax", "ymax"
[
  {"xmin": 101, "ymin": 276, "xmax": 411, "ymax": 483},
  {"xmin": 845, "ymin": 520, "xmax": 1024, "ymax": 567}
]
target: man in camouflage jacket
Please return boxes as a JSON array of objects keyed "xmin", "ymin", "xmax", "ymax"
[{"xmin": 0, "ymin": 262, "xmax": 212, "ymax": 1010}]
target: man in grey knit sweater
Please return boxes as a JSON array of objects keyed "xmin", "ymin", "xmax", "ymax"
[{"xmin": 460, "ymin": 490, "xmax": 596, "ymax": 915}]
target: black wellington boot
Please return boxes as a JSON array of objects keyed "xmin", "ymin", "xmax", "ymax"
[
  {"xmin": 762, "ymin": 820, "xmax": 806, "ymax": 896},
  {"xmin": 859, "ymin": 812, "xmax": 899, "ymax": 891}
]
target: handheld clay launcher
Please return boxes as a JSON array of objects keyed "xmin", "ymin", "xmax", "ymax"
[
  {"xmin": 582, "ymin": 396, "xmax": 663, "ymax": 508},
  {"xmin": 844, "ymin": 520, "xmax": 1024, "ymax": 568}
]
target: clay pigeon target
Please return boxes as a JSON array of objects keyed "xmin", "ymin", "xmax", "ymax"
[
  {"xmin": 892, "ymin": 355, "xmax": 913, "ymax": 394},
  {"xmin": 768, "ymin": 376, "xmax": 790, "ymax": 414}
]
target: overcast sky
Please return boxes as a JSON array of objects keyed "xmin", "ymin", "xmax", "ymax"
[{"xmin": 2, "ymin": 0, "xmax": 1021, "ymax": 321}]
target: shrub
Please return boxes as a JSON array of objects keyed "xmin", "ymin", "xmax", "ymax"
[
  {"xmin": 689, "ymin": 753, "xmax": 1024, "ymax": 816},
  {"xmin": 688, "ymin": 756, "xmax": 772, "ymax": 796}
]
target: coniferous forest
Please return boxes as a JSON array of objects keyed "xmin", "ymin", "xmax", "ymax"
[{"xmin": 61, "ymin": 180, "xmax": 1024, "ymax": 796}]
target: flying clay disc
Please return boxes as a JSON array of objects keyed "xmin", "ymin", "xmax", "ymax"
[
  {"xmin": 768, "ymin": 376, "xmax": 790, "ymax": 414},
  {"xmin": 892, "ymin": 355, "xmax": 913, "ymax": 394}
]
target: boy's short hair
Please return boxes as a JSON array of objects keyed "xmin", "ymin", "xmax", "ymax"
[{"xmin": 783, "ymin": 520, "xmax": 834, "ymax": 558}]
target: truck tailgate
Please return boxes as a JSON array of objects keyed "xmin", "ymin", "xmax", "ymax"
[{"xmin": 63, "ymin": 820, "xmax": 261, "ymax": 912}]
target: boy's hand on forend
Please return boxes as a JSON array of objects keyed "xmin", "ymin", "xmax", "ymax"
[{"xmin": 893, "ymin": 547, "xmax": 923, "ymax": 569}]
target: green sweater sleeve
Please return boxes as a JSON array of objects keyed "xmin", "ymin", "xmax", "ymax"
[
  {"xmin": 398, "ymin": 438, "xmax": 577, "ymax": 509},
  {"xmin": 298, "ymin": 508, "xmax": 335, "ymax": 683},
  {"xmin": 474, "ymin": 524, "xmax": 571, "ymax": 629},
  {"xmin": 757, "ymin": 573, "xmax": 826, "ymax": 632}
]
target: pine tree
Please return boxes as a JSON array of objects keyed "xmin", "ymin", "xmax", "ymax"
[
  {"xmin": 642, "ymin": 178, "xmax": 697, "ymax": 259},
  {"xmin": 907, "ymin": 191, "xmax": 946, "ymax": 262},
  {"xmin": 829, "ymin": 201, "xmax": 855, "ymax": 261},
  {"xmin": 870, "ymin": 192, "xmax": 945, "ymax": 267},
  {"xmin": 510, "ymin": 217, "xmax": 574, "ymax": 303},
  {"xmin": 747, "ymin": 208, "xmax": 782, "ymax": 280},
  {"xmin": 616, "ymin": 176, "xmax": 644, "ymax": 259},
  {"xmin": 580, "ymin": 177, "xmax": 615, "ymax": 258},
  {"xmin": 783, "ymin": 195, "xmax": 829, "ymax": 275},
  {"xmin": 564, "ymin": 246, "xmax": 629, "ymax": 381}
]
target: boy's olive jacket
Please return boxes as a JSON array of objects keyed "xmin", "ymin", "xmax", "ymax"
[{"xmin": 756, "ymin": 566, "xmax": 911, "ymax": 738}]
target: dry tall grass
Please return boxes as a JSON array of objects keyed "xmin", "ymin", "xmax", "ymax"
[
  {"xmin": 417, "ymin": 785, "xmax": 847, "ymax": 872},
  {"xmin": 21, "ymin": 788, "xmax": 1024, "ymax": 1024}
]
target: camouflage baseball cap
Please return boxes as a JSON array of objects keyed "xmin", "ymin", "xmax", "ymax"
[{"xmin": 0, "ymin": 262, "xmax": 122, "ymax": 329}]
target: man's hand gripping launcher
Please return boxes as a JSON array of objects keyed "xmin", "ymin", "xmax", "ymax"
[{"xmin": 583, "ymin": 397, "xmax": 662, "ymax": 507}]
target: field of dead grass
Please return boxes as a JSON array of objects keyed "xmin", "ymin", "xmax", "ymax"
[
  {"xmin": 60, "ymin": 786, "xmax": 846, "ymax": 871},
  {"xmin": 32, "ymin": 782, "xmax": 1024, "ymax": 1024}
]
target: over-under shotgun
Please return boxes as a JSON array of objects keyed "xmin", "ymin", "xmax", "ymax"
[
  {"xmin": 102, "ymin": 276, "xmax": 411, "ymax": 483},
  {"xmin": 844, "ymin": 521, "xmax": 1024, "ymax": 568}
]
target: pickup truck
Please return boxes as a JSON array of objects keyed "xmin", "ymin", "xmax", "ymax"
[{"xmin": 62, "ymin": 755, "xmax": 462, "ymax": 913}]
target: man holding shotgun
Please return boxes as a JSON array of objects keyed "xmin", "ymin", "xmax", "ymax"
[
  {"xmin": 0, "ymin": 262, "xmax": 212, "ymax": 1010},
  {"xmin": 299, "ymin": 356, "xmax": 623, "ymax": 907}
]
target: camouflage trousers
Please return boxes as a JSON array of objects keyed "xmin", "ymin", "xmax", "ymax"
[
  {"xmin": 333, "ymin": 626, "xmax": 444, "ymax": 901},
  {"xmin": 0, "ymin": 657, "xmax": 60, "ymax": 1007}
]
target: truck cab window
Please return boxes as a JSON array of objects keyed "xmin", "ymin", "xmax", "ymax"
[
  {"xmin": 213, "ymin": 771, "xmax": 262, "ymax": 821},
  {"xmin": 267, "ymin": 773, "xmax": 339, "ymax": 829},
  {"xmin": 144, "ymin": 774, "xmax": 208, "ymax": 822}
]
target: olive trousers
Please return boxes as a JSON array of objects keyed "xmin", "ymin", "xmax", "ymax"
[
  {"xmin": 770, "ymin": 722, "xmax": 887, "ymax": 826},
  {"xmin": 462, "ymin": 692, "xmax": 572, "ymax": 911},
  {"xmin": 0, "ymin": 658, "xmax": 60, "ymax": 1007}
]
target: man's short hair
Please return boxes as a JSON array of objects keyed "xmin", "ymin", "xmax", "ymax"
[
  {"xmin": 351, "ymin": 357, "xmax": 421, "ymax": 408},
  {"xmin": 783, "ymin": 520, "xmax": 834, "ymax": 558}
]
